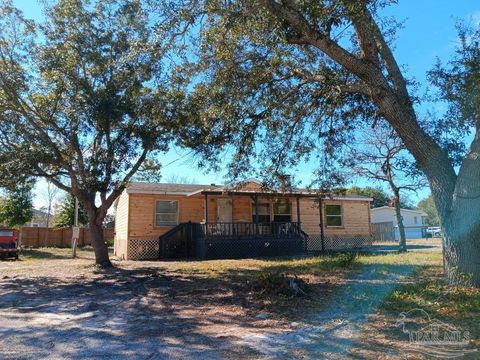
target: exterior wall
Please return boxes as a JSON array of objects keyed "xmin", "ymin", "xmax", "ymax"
[
  {"xmin": 127, "ymin": 194, "xmax": 255, "ymax": 239},
  {"xmin": 232, "ymin": 196, "xmax": 252, "ymax": 222},
  {"xmin": 371, "ymin": 208, "xmax": 398, "ymax": 225},
  {"xmin": 371, "ymin": 207, "xmax": 426, "ymax": 240},
  {"xmin": 125, "ymin": 194, "xmax": 373, "ymax": 239},
  {"xmin": 292, "ymin": 198, "xmax": 372, "ymax": 236},
  {"xmin": 118, "ymin": 190, "xmax": 372, "ymax": 259},
  {"xmin": 371, "ymin": 207, "xmax": 426, "ymax": 227},
  {"xmin": 114, "ymin": 190, "xmax": 129, "ymax": 259},
  {"xmin": 128, "ymin": 194, "xmax": 205, "ymax": 240}
]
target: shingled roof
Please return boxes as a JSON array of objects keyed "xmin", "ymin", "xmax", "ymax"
[
  {"xmin": 126, "ymin": 182, "xmax": 215, "ymax": 195},
  {"xmin": 125, "ymin": 181, "xmax": 372, "ymax": 201}
]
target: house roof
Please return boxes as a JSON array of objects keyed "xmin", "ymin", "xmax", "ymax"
[
  {"xmin": 125, "ymin": 181, "xmax": 372, "ymax": 201},
  {"xmin": 126, "ymin": 182, "xmax": 209, "ymax": 195},
  {"xmin": 371, "ymin": 206, "xmax": 427, "ymax": 216}
]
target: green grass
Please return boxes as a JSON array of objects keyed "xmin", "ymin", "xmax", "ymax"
[
  {"xmin": 358, "ymin": 250, "xmax": 443, "ymax": 266},
  {"xmin": 20, "ymin": 246, "xmax": 94, "ymax": 262},
  {"xmin": 381, "ymin": 265, "xmax": 480, "ymax": 348},
  {"xmin": 162, "ymin": 252, "xmax": 360, "ymax": 279}
]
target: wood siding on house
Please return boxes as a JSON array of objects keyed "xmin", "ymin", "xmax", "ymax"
[
  {"xmin": 292, "ymin": 198, "xmax": 371, "ymax": 236},
  {"xmin": 114, "ymin": 184, "xmax": 372, "ymax": 260},
  {"xmin": 127, "ymin": 194, "xmax": 205, "ymax": 240},
  {"xmin": 114, "ymin": 190, "xmax": 129, "ymax": 259},
  {"xmin": 232, "ymin": 196, "xmax": 252, "ymax": 222}
]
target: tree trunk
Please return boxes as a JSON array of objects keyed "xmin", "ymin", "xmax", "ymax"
[
  {"xmin": 393, "ymin": 195, "xmax": 407, "ymax": 253},
  {"xmin": 440, "ymin": 133, "xmax": 480, "ymax": 286},
  {"xmin": 85, "ymin": 205, "xmax": 112, "ymax": 268},
  {"xmin": 88, "ymin": 221, "xmax": 112, "ymax": 267},
  {"xmin": 443, "ymin": 224, "xmax": 480, "ymax": 286}
]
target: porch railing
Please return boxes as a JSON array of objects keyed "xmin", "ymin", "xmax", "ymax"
[
  {"xmin": 159, "ymin": 221, "xmax": 307, "ymax": 260},
  {"xmin": 201, "ymin": 222, "xmax": 303, "ymax": 239}
]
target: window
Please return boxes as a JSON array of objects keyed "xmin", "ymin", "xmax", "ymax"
[
  {"xmin": 252, "ymin": 203, "xmax": 270, "ymax": 223},
  {"xmin": 325, "ymin": 205, "xmax": 342, "ymax": 227},
  {"xmin": 414, "ymin": 216, "xmax": 418, "ymax": 224},
  {"xmin": 274, "ymin": 199, "xmax": 291, "ymax": 222},
  {"xmin": 155, "ymin": 201, "xmax": 178, "ymax": 226}
]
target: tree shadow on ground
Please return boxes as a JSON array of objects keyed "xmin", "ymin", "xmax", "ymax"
[
  {"xmin": 0, "ymin": 258, "xmax": 424, "ymax": 359},
  {"xmin": 0, "ymin": 267, "xmax": 267, "ymax": 359}
]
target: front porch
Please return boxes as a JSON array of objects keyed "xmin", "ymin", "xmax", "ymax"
[
  {"xmin": 159, "ymin": 187, "xmax": 308, "ymax": 259},
  {"xmin": 159, "ymin": 221, "xmax": 307, "ymax": 259}
]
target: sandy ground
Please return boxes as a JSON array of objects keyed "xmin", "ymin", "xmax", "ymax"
[
  {"xmin": 1, "ymin": 240, "xmax": 470, "ymax": 359},
  {"xmin": 0, "ymin": 255, "xmax": 281, "ymax": 359}
]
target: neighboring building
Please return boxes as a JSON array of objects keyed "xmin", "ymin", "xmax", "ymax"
[
  {"xmin": 114, "ymin": 180, "xmax": 373, "ymax": 260},
  {"xmin": 0, "ymin": 208, "xmax": 52, "ymax": 228},
  {"xmin": 27, "ymin": 209, "xmax": 53, "ymax": 228},
  {"xmin": 371, "ymin": 206, "xmax": 427, "ymax": 241}
]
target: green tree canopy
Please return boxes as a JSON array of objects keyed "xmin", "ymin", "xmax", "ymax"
[
  {"xmin": 53, "ymin": 195, "xmax": 88, "ymax": 228},
  {"xmin": 417, "ymin": 195, "xmax": 440, "ymax": 227},
  {"xmin": 0, "ymin": 0, "xmax": 191, "ymax": 266},
  {"xmin": 0, "ymin": 183, "xmax": 33, "ymax": 228},
  {"xmin": 346, "ymin": 186, "xmax": 389, "ymax": 208},
  {"xmin": 171, "ymin": 1, "xmax": 480, "ymax": 285}
]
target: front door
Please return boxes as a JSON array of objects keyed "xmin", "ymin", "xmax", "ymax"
[{"xmin": 217, "ymin": 198, "xmax": 233, "ymax": 223}]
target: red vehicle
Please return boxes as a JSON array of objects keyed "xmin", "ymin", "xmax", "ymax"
[{"xmin": 0, "ymin": 228, "xmax": 20, "ymax": 260}]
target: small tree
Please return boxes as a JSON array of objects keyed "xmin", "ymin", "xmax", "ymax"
[
  {"xmin": 0, "ymin": 0, "xmax": 188, "ymax": 266},
  {"xmin": 53, "ymin": 195, "xmax": 88, "ymax": 228},
  {"xmin": 38, "ymin": 180, "xmax": 59, "ymax": 245},
  {"xmin": 417, "ymin": 195, "xmax": 440, "ymax": 227},
  {"xmin": 347, "ymin": 124, "xmax": 427, "ymax": 252},
  {"xmin": 0, "ymin": 183, "xmax": 33, "ymax": 228}
]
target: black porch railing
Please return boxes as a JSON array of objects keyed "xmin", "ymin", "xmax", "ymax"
[
  {"xmin": 159, "ymin": 221, "xmax": 307, "ymax": 260},
  {"xmin": 202, "ymin": 222, "xmax": 303, "ymax": 239}
]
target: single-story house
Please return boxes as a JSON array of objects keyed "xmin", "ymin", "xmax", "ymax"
[
  {"xmin": 371, "ymin": 206, "xmax": 428, "ymax": 241},
  {"xmin": 114, "ymin": 180, "xmax": 373, "ymax": 260}
]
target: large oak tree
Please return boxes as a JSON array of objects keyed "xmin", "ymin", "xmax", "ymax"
[
  {"xmin": 174, "ymin": 1, "xmax": 480, "ymax": 284},
  {"xmin": 0, "ymin": 0, "xmax": 187, "ymax": 266}
]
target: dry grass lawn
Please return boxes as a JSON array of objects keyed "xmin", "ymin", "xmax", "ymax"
[{"xmin": 0, "ymin": 239, "xmax": 478, "ymax": 359}]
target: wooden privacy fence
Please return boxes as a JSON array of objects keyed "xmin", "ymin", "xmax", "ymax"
[
  {"xmin": 20, "ymin": 227, "xmax": 115, "ymax": 248},
  {"xmin": 372, "ymin": 222, "xmax": 395, "ymax": 241}
]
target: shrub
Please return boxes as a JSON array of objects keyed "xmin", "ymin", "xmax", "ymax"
[{"xmin": 250, "ymin": 271, "xmax": 310, "ymax": 297}]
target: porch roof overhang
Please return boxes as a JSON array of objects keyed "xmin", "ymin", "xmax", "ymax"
[{"xmin": 186, "ymin": 188, "xmax": 372, "ymax": 201}]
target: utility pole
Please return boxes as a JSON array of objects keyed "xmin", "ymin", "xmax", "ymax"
[{"xmin": 72, "ymin": 197, "xmax": 79, "ymax": 258}]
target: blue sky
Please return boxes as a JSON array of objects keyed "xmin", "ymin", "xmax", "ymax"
[{"xmin": 11, "ymin": 0, "xmax": 479, "ymax": 208}]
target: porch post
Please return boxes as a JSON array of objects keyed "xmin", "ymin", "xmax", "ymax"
[
  {"xmin": 319, "ymin": 196, "xmax": 325, "ymax": 252},
  {"xmin": 204, "ymin": 193, "xmax": 208, "ymax": 227},
  {"xmin": 254, "ymin": 194, "xmax": 259, "ymax": 237},
  {"xmin": 296, "ymin": 196, "xmax": 301, "ymax": 231}
]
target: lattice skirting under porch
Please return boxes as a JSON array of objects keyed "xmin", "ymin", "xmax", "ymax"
[
  {"xmin": 307, "ymin": 234, "xmax": 373, "ymax": 252},
  {"xmin": 128, "ymin": 238, "xmax": 159, "ymax": 260}
]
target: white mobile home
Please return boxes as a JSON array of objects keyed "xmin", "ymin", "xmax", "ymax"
[{"xmin": 371, "ymin": 206, "xmax": 427, "ymax": 240}]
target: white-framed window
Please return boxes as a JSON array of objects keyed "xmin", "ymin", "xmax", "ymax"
[
  {"xmin": 274, "ymin": 199, "xmax": 291, "ymax": 222},
  {"xmin": 155, "ymin": 201, "xmax": 178, "ymax": 227},
  {"xmin": 325, "ymin": 204, "xmax": 343, "ymax": 227},
  {"xmin": 414, "ymin": 216, "xmax": 418, "ymax": 224}
]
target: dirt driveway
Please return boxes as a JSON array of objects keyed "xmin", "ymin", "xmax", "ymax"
[{"xmin": 0, "ymin": 241, "xmax": 458, "ymax": 359}]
